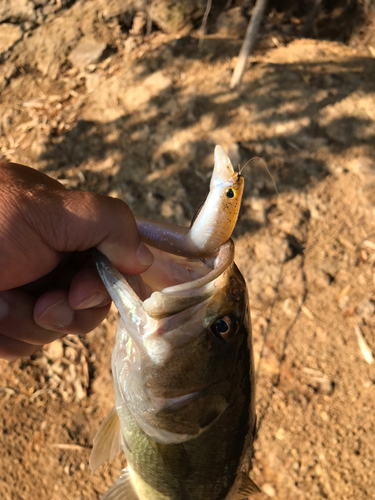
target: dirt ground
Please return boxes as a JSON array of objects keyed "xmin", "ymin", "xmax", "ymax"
[{"xmin": 1, "ymin": 1, "xmax": 375, "ymax": 499}]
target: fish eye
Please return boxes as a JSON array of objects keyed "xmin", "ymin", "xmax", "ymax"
[
  {"xmin": 210, "ymin": 315, "xmax": 237, "ymax": 341},
  {"xmin": 226, "ymin": 188, "xmax": 236, "ymax": 199}
]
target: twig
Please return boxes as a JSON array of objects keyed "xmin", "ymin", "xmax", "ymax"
[
  {"xmin": 230, "ymin": 0, "xmax": 268, "ymax": 89},
  {"xmin": 51, "ymin": 443, "xmax": 90, "ymax": 451},
  {"xmin": 199, "ymin": 0, "xmax": 212, "ymax": 50},
  {"xmin": 354, "ymin": 325, "xmax": 373, "ymax": 364}
]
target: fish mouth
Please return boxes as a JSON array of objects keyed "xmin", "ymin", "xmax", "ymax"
[
  {"xmin": 93, "ymin": 239, "xmax": 235, "ymax": 320},
  {"xmin": 92, "ymin": 242, "xmax": 237, "ymax": 444}
]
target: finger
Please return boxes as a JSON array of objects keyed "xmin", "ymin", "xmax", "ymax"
[
  {"xmin": 0, "ymin": 334, "xmax": 43, "ymax": 362},
  {"xmin": 0, "ymin": 290, "xmax": 65, "ymax": 346},
  {"xmin": 34, "ymin": 289, "xmax": 111, "ymax": 336},
  {"xmin": 37, "ymin": 190, "xmax": 154, "ymax": 274},
  {"xmin": 68, "ymin": 266, "xmax": 111, "ymax": 310}
]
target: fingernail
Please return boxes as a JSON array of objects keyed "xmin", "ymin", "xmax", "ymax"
[
  {"xmin": 0, "ymin": 298, "xmax": 9, "ymax": 320},
  {"xmin": 37, "ymin": 300, "xmax": 74, "ymax": 329},
  {"xmin": 75, "ymin": 293, "xmax": 110, "ymax": 310},
  {"xmin": 136, "ymin": 242, "xmax": 154, "ymax": 267}
]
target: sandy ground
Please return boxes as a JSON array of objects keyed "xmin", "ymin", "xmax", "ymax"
[{"xmin": 1, "ymin": 1, "xmax": 375, "ymax": 499}]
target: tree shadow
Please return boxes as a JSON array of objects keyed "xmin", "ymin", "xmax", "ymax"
[{"xmin": 39, "ymin": 36, "xmax": 375, "ymax": 235}]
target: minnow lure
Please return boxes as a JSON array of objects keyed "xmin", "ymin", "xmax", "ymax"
[{"xmin": 135, "ymin": 146, "xmax": 244, "ymax": 258}]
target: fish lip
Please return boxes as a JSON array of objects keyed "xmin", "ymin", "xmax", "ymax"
[
  {"xmin": 162, "ymin": 239, "xmax": 234, "ymax": 294},
  {"xmin": 142, "ymin": 239, "xmax": 235, "ymax": 318},
  {"xmin": 92, "ymin": 239, "xmax": 234, "ymax": 321},
  {"xmin": 91, "ymin": 248, "xmax": 142, "ymax": 305}
]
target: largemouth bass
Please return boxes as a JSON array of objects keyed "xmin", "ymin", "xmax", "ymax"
[{"xmin": 90, "ymin": 146, "xmax": 259, "ymax": 499}]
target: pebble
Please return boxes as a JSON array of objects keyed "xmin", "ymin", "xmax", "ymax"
[
  {"xmin": 262, "ymin": 483, "xmax": 277, "ymax": 497},
  {"xmin": 0, "ymin": 0, "xmax": 35, "ymax": 23},
  {"xmin": 0, "ymin": 24, "xmax": 23, "ymax": 55},
  {"xmin": 149, "ymin": 0, "xmax": 197, "ymax": 34},
  {"xmin": 293, "ymin": 460, "xmax": 301, "ymax": 471},
  {"xmin": 85, "ymin": 73, "xmax": 103, "ymax": 93},
  {"xmin": 44, "ymin": 339, "xmax": 64, "ymax": 359},
  {"xmin": 338, "ymin": 295, "xmax": 350, "ymax": 311},
  {"xmin": 356, "ymin": 298, "xmax": 375, "ymax": 320},
  {"xmin": 69, "ymin": 37, "xmax": 107, "ymax": 69},
  {"xmin": 321, "ymin": 411, "xmax": 329, "ymax": 421},
  {"xmin": 275, "ymin": 428, "xmax": 285, "ymax": 440}
]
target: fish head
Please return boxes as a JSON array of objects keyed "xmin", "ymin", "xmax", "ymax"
[{"xmin": 93, "ymin": 240, "xmax": 252, "ymax": 445}]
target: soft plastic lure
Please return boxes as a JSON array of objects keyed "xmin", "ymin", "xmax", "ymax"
[{"xmin": 135, "ymin": 146, "xmax": 244, "ymax": 258}]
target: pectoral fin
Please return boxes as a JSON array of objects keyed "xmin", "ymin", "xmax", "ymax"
[
  {"xmin": 232, "ymin": 472, "xmax": 261, "ymax": 498},
  {"xmin": 102, "ymin": 468, "xmax": 139, "ymax": 500},
  {"xmin": 90, "ymin": 407, "xmax": 123, "ymax": 473}
]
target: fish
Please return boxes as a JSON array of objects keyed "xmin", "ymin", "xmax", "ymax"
[{"xmin": 90, "ymin": 146, "xmax": 259, "ymax": 499}]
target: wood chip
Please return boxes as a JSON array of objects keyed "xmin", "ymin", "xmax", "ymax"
[
  {"xmin": 354, "ymin": 326, "xmax": 374, "ymax": 364},
  {"xmin": 301, "ymin": 304, "xmax": 314, "ymax": 319},
  {"xmin": 303, "ymin": 368, "xmax": 334, "ymax": 395},
  {"xmin": 363, "ymin": 240, "xmax": 375, "ymax": 250},
  {"xmin": 51, "ymin": 443, "xmax": 90, "ymax": 451},
  {"xmin": 338, "ymin": 285, "xmax": 351, "ymax": 298}
]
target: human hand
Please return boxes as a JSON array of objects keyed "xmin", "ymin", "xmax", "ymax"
[{"xmin": 0, "ymin": 160, "xmax": 154, "ymax": 361}]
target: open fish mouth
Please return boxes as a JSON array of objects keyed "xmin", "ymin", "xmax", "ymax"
[
  {"xmin": 92, "ymin": 238, "xmax": 235, "ymax": 321},
  {"xmin": 92, "ymin": 239, "xmax": 241, "ymax": 443}
]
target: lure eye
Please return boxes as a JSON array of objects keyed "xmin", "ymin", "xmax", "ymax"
[
  {"xmin": 226, "ymin": 188, "xmax": 237, "ymax": 199},
  {"xmin": 210, "ymin": 315, "xmax": 238, "ymax": 341}
]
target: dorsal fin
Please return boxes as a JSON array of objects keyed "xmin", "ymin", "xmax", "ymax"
[
  {"xmin": 90, "ymin": 407, "xmax": 123, "ymax": 473},
  {"xmin": 102, "ymin": 468, "xmax": 139, "ymax": 500},
  {"xmin": 232, "ymin": 472, "xmax": 261, "ymax": 499}
]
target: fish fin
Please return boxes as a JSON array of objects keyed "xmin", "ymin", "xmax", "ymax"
[
  {"xmin": 232, "ymin": 473, "xmax": 261, "ymax": 498},
  {"xmin": 102, "ymin": 468, "xmax": 139, "ymax": 500},
  {"xmin": 90, "ymin": 407, "xmax": 123, "ymax": 473}
]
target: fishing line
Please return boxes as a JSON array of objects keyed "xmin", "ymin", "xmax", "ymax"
[{"xmin": 238, "ymin": 157, "xmax": 279, "ymax": 195}]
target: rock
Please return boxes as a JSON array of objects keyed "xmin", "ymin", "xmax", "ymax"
[
  {"xmin": 356, "ymin": 298, "xmax": 375, "ymax": 322},
  {"xmin": 149, "ymin": 0, "xmax": 203, "ymax": 34},
  {"xmin": 0, "ymin": 0, "xmax": 36, "ymax": 23},
  {"xmin": 303, "ymin": 368, "xmax": 335, "ymax": 396},
  {"xmin": 85, "ymin": 73, "xmax": 102, "ymax": 93},
  {"xmin": 215, "ymin": 7, "xmax": 248, "ymax": 39},
  {"xmin": 18, "ymin": 15, "xmax": 80, "ymax": 78},
  {"xmin": 69, "ymin": 37, "xmax": 107, "ymax": 69},
  {"xmin": 0, "ymin": 24, "xmax": 23, "ymax": 56}
]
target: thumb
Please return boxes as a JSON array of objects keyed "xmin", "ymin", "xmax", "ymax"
[{"xmin": 48, "ymin": 190, "xmax": 154, "ymax": 274}]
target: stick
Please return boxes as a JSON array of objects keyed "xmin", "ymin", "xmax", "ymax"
[
  {"xmin": 230, "ymin": 0, "xmax": 268, "ymax": 89},
  {"xmin": 51, "ymin": 443, "xmax": 90, "ymax": 451},
  {"xmin": 199, "ymin": 0, "xmax": 212, "ymax": 50}
]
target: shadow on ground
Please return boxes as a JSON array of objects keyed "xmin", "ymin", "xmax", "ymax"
[{"xmin": 39, "ymin": 37, "xmax": 375, "ymax": 237}]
